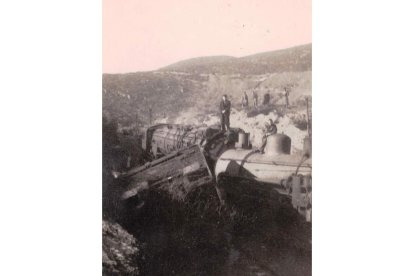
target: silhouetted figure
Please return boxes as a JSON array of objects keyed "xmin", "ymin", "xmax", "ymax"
[
  {"xmin": 284, "ymin": 87, "xmax": 290, "ymax": 109},
  {"xmin": 241, "ymin": 91, "xmax": 249, "ymax": 108},
  {"xmin": 263, "ymin": 92, "xmax": 270, "ymax": 105},
  {"xmin": 219, "ymin": 94, "xmax": 231, "ymax": 131},
  {"xmin": 252, "ymin": 90, "xmax": 258, "ymax": 108},
  {"xmin": 260, "ymin": 119, "xmax": 277, "ymax": 153}
]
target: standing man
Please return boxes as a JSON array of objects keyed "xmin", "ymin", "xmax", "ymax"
[
  {"xmin": 263, "ymin": 91, "xmax": 270, "ymax": 106},
  {"xmin": 241, "ymin": 91, "xmax": 249, "ymax": 109},
  {"xmin": 252, "ymin": 89, "xmax": 258, "ymax": 108},
  {"xmin": 219, "ymin": 94, "xmax": 231, "ymax": 131},
  {"xmin": 284, "ymin": 87, "xmax": 290, "ymax": 109}
]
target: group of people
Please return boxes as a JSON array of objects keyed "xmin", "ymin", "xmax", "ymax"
[
  {"xmin": 241, "ymin": 90, "xmax": 260, "ymax": 108},
  {"xmin": 219, "ymin": 94, "xmax": 278, "ymax": 154},
  {"xmin": 240, "ymin": 87, "xmax": 290, "ymax": 110},
  {"xmin": 241, "ymin": 90, "xmax": 259, "ymax": 109}
]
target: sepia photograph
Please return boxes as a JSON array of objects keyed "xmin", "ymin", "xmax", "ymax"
[
  {"xmin": 102, "ymin": 0, "xmax": 311, "ymax": 275},
  {"xmin": 3, "ymin": 1, "xmax": 414, "ymax": 276}
]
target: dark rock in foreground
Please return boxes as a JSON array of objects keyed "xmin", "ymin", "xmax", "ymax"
[{"xmin": 102, "ymin": 220, "xmax": 142, "ymax": 275}]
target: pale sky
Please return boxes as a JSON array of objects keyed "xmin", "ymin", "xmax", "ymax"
[{"xmin": 103, "ymin": 0, "xmax": 311, "ymax": 73}]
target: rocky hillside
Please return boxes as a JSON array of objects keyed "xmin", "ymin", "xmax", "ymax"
[{"xmin": 102, "ymin": 44, "xmax": 311, "ymax": 127}]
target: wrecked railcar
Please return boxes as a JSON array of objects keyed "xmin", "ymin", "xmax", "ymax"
[
  {"xmin": 117, "ymin": 123, "xmax": 312, "ymax": 222},
  {"xmin": 116, "ymin": 144, "xmax": 215, "ymax": 202}
]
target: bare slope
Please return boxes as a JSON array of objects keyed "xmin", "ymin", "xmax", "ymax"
[
  {"xmin": 102, "ymin": 44, "xmax": 311, "ymax": 126},
  {"xmin": 161, "ymin": 56, "xmax": 236, "ymax": 73},
  {"xmin": 160, "ymin": 44, "xmax": 311, "ymax": 74}
]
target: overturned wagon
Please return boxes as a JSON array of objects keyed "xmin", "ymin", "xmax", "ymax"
[{"xmin": 118, "ymin": 144, "xmax": 215, "ymax": 202}]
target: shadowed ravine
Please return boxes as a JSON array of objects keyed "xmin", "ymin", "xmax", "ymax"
[{"xmin": 103, "ymin": 170, "xmax": 311, "ymax": 275}]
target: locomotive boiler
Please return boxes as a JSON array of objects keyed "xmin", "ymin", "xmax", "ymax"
[
  {"xmin": 215, "ymin": 133, "xmax": 312, "ymax": 221},
  {"xmin": 140, "ymin": 124, "xmax": 244, "ymax": 167}
]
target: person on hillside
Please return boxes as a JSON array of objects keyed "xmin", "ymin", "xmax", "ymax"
[
  {"xmin": 252, "ymin": 90, "xmax": 258, "ymax": 108},
  {"xmin": 284, "ymin": 87, "xmax": 290, "ymax": 109},
  {"xmin": 259, "ymin": 119, "xmax": 277, "ymax": 153},
  {"xmin": 219, "ymin": 94, "xmax": 231, "ymax": 131},
  {"xmin": 241, "ymin": 91, "xmax": 249, "ymax": 109},
  {"xmin": 262, "ymin": 91, "xmax": 270, "ymax": 106}
]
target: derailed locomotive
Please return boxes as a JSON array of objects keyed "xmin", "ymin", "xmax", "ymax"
[
  {"xmin": 117, "ymin": 123, "xmax": 312, "ymax": 222},
  {"xmin": 141, "ymin": 124, "xmax": 243, "ymax": 163}
]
